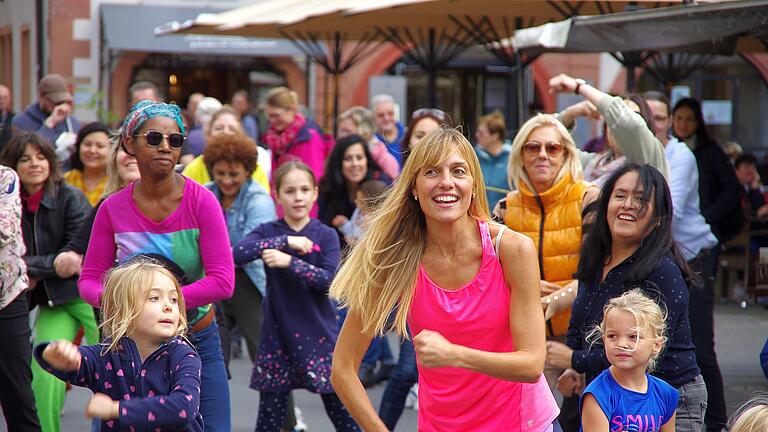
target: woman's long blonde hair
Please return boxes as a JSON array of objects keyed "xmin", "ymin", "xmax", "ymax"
[
  {"xmin": 103, "ymin": 133, "xmax": 129, "ymax": 197},
  {"xmin": 329, "ymin": 128, "xmax": 489, "ymax": 337},
  {"xmin": 508, "ymin": 114, "xmax": 582, "ymax": 193},
  {"xmin": 99, "ymin": 258, "xmax": 187, "ymax": 354}
]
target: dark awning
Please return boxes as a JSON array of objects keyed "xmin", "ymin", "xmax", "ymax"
[
  {"xmin": 508, "ymin": 0, "xmax": 768, "ymax": 56},
  {"xmin": 101, "ymin": 3, "xmax": 305, "ymax": 57}
]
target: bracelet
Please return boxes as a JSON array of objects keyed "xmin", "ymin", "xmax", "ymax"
[{"xmin": 574, "ymin": 79, "xmax": 586, "ymax": 95}]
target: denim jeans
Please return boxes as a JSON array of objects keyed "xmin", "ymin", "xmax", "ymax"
[
  {"xmin": 189, "ymin": 319, "xmax": 231, "ymax": 432},
  {"xmin": 675, "ymin": 374, "xmax": 708, "ymax": 432},
  {"xmin": 362, "ymin": 336, "xmax": 394, "ymax": 367},
  {"xmin": 378, "ymin": 336, "xmax": 419, "ymax": 430},
  {"xmin": 336, "ymin": 307, "xmax": 394, "ymax": 368}
]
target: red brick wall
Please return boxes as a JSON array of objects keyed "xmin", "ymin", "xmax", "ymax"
[{"xmin": 47, "ymin": 0, "xmax": 90, "ymax": 76}]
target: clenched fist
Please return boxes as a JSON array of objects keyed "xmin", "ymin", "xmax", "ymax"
[
  {"xmin": 413, "ymin": 330, "xmax": 457, "ymax": 369},
  {"xmin": 85, "ymin": 393, "xmax": 119, "ymax": 420},
  {"xmin": 42, "ymin": 340, "xmax": 81, "ymax": 372}
]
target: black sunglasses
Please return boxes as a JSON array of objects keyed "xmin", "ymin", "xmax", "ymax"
[{"xmin": 134, "ymin": 130, "xmax": 185, "ymax": 149}]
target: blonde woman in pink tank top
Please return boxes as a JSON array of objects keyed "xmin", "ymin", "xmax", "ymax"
[{"xmin": 330, "ymin": 127, "xmax": 559, "ymax": 431}]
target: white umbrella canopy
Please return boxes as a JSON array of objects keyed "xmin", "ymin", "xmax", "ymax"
[
  {"xmin": 160, "ymin": 0, "xmax": 684, "ymax": 40},
  {"xmin": 154, "ymin": 0, "xmax": 689, "ymax": 128}
]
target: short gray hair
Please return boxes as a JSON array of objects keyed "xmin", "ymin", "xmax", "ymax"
[{"xmin": 371, "ymin": 94, "xmax": 395, "ymax": 108}]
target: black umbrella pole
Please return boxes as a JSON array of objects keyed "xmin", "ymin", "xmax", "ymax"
[
  {"xmin": 333, "ymin": 72, "xmax": 340, "ymax": 138},
  {"xmin": 428, "ymin": 69, "xmax": 437, "ymax": 108},
  {"xmin": 626, "ymin": 64, "xmax": 636, "ymax": 92}
]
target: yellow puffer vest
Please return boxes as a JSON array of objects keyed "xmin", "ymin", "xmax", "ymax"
[{"xmin": 504, "ymin": 173, "xmax": 590, "ymax": 336}]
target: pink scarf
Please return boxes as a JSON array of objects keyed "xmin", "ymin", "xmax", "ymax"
[{"xmin": 264, "ymin": 113, "xmax": 306, "ymax": 159}]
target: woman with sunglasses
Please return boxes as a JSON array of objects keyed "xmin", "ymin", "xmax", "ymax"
[
  {"xmin": 0, "ymin": 132, "xmax": 93, "ymax": 432},
  {"xmin": 78, "ymin": 100, "xmax": 235, "ymax": 431}
]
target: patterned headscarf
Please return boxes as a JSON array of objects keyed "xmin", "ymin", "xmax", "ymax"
[{"xmin": 120, "ymin": 100, "xmax": 186, "ymax": 138}]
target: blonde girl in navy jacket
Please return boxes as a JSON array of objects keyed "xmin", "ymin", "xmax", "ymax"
[{"xmin": 35, "ymin": 258, "xmax": 204, "ymax": 431}]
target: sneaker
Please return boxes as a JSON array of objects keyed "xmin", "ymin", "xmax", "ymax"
[
  {"xmin": 405, "ymin": 383, "xmax": 419, "ymax": 411},
  {"xmin": 231, "ymin": 340, "xmax": 242, "ymax": 359},
  {"xmin": 293, "ymin": 406, "xmax": 308, "ymax": 431}
]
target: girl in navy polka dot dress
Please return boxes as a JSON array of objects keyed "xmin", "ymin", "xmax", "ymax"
[
  {"xmin": 34, "ymin": 258, "xmax": 204, "ymax": 431},
  {"xmin": 234, "ymin": 161, "xmax": 360, "ymax": 431}
]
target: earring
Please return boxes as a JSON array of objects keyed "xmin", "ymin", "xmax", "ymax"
[
  {"xmin": 472, "ymin": 192, "xmax": 476, "ymax": 199},
  {"xmin": 414, "ymin": 195, "xmax": 419, "ymax": 201}
]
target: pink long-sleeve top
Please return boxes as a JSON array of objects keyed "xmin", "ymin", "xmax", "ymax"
[{"xmin": 78, "ymin": 178, "xmax": 234, "ymax": 322}]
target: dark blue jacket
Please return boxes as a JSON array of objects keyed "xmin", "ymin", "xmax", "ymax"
[
  {"xmin": 567, "ymin": 255, "xmax": 701, "ymax": 389},
  {"xmin": 12, "ymin": 102, "xmax": 80, "ymax": 145},
  {"xmin": 35, "ymin": 336, "xmax": 204, "ymax": 431}
]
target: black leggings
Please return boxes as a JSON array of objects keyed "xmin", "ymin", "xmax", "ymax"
[
  {"xmin": 256, "ymin": 391, "xmax": 360, "ymax": 432},
  {"xmin": 0, "ymin": 294, "xmax": 41, "ymax": 431}
]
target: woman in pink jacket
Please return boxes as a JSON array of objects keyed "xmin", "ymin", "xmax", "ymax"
[{"xmin": 264, "ymin": 87, "xmax": 332, "ymax": 182}]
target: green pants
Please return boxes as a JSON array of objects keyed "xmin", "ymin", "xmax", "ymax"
[{"xmin": 31, "ymin": 297, "xmax": 99, "ymax": 432}]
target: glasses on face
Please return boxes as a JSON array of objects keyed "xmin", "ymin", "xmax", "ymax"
[
  {"xmin": 412, "ymin": 108, "xmax": 447, "ymax": 122},
  {"xmin": 522, "ymin": 141, "xmax": 563, "ymax": 157},
  {"xmin": 134, "ymin": 130, "xmax": 185, "ymax": 149}
]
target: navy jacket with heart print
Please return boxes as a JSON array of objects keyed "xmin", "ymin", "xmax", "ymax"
[{"xmin": 35, "ymin": 336, "xmax": 204, "ymax": 431}]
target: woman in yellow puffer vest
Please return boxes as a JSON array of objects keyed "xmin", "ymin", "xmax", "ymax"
[{"xmin": 500, "ymin": 114, "xmax": 598, "ymax": 337}]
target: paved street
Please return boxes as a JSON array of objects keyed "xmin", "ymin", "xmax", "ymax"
[{"xmin": 3, "ymin": 302, "xmax": 766, "ymax": 431}]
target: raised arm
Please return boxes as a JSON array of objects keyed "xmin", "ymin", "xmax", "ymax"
[
  {"xmin": 550, "ymin": 73, "xmax": 669, "ymax": 178},
  {"xmin": 34, "ymin": 341, "xmax": 101, "ymax": 390}
]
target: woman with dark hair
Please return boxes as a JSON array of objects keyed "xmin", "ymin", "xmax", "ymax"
[
  {"xmin": 672, "ymin": 97, "xmax": 737, "ymax": 432},
  {"xmin": 64, "ymin": 122, "xmax": 110, "ymax": 205},
  {"xmin": 318, "ymin": 133, "xmax": 391, "ymax": 247},
  {"xmin": 78, "ymin": 100, "xmax": 235, "ymax": 432},
  {"xmin": 318, "ymin": 134, "xmax": 393, "ymax": 388},
  {"xmin": 545, "ymin": 163, "xmax": 706, "ymax": 432},
  {"xmin": 0, "ymin": 132, "xmax": 93, "ymax": 432}
]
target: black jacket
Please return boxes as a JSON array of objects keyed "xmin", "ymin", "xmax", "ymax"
[
  {"xmin": 22, "ymin": 183, "xmax": 90, "ymax": 307},
  {"xmin": 691, "ymin": 138, "xmax": 743, "ymax": 242},
  {"xmin": 65, "ymin": 199, "xmax": 101, "ymax": 255}
]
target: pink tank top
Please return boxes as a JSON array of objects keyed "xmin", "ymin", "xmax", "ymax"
[{"xmin": 408, "ymin": 220, "xmax": 559, "ymax": 431}]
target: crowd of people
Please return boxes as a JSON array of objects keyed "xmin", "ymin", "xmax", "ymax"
[{"xmin": 0, "ymin": 70, "xmax": 765, "ymax": 432}]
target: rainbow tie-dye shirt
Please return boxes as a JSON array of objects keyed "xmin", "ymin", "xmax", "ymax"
[{"xmin": 79, "ymin": 178, "xmax": 234, "ymax": 326}]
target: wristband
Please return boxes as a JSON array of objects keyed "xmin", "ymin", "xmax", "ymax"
[{"xmin": 574, "ymin": 79, "xmax": 586, "ymax": 96}]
